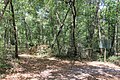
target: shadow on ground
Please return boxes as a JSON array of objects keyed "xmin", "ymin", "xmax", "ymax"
[{"xmin": 1, "ymin": 54, "xmax": 120, "ymax": 80}]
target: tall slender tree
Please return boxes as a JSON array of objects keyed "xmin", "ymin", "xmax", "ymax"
[
  {"xmin": 69, "ymin": 0, "xmax": 77, "ymax": 57},
  {"xmin": 114, "ymin": 0, "xmax": 119, "ymax": 55},
  {"xmin": 10, "ymin": 0, "xmax": 19, "ymax": 58}
]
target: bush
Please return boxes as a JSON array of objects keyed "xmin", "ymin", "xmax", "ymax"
[
  {"xmin": 0, "ymin": 59, "xmax": 11, "ymax": 74},
  {"xmin": 0, "ymin": 48, "xmax": 12, "ymax": 74},
  {"xmin": 97, "ymin": 54, "xmax": 104, "ymax": 61},
  {"xmin": 107, "ymin": 56, "xmax": 120, "ymax": 66},
  {"xmin": 108, "ymin": 56, "xmax": 116, "ymax": 62}
]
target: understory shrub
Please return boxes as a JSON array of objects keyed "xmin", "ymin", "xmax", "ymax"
[{"xmin": 107, "ymin": 56, "xmax": 120, "ymax": 66}]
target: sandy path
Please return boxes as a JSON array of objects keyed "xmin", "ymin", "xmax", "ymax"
[{"xmin": 0, "ymin": 54, "xmax": 120, "ymax": 80}]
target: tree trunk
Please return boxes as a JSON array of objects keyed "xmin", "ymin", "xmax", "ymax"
[
  {"xmin": 68, "ymin": 0, "xmax": 77, "ymax": 57},
  {"xmin": 114, "ymin": 0, "xmax": 119, "ymax": 55},
  {"xmin": 95, "ymin": 0, "xmax": 102, "ymax": 54},
  {"xmin": 10, "ymin": 0, "xmax": 19, "ymax": 58},
  {"xmin": 23, "ymin": 18, "xmax": 29, "ymax": 49},
  {"xmin": 41, "ymin": 24, "xmax": 44, "ymax": 44},
  {"xmin": 4, "ymin": 27, "xmax": 7, "ymax": 48},
  {"xmin": 37, "ymin": 23, "xmax": 41, "ymax": 44},
  {"xmin": 25, "ymin": 22, "xmax": 33, "ymax": 45}
]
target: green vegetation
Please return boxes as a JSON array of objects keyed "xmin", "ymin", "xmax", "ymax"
[
  {"xmin": 108, "ymin": 56, "xmax": 120, "ymax": 66},
  {"xmin": 0, "ymin": 0, "xmax": 120, "ymax": 79}
]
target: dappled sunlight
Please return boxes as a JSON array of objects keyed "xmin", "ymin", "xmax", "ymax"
[
  {"xmin": 87, "ymin": 61, "xmax": 120, "ymax": 69},
  {"xmin": 4, "ymin": 73, "xmax": 41, "ymax": 80},
  {"xmin": 68, "ymin": 65, "xmax": 120, "ymax": 80},
  {"xmin": 0, "ymin": 0, "xmax": 120, "ymax": 80},
  {"xmin": 1, "ymin": 54, "xmax": 120, "ymax": 80},
  {"xmin": 40, "ymin": 69, "xmax": 58, "ymax": 78}
]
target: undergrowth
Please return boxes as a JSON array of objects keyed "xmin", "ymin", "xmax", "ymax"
[
  {"xmin": 0, "ymin": 48, "xmax": 12, "ymax": 74},
  {"xmin": 107, "ymin": 56, "xmax": 120, "ymax": 66}
]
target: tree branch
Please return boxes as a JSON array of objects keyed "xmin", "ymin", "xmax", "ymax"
[
  {"xmin": 0, "ymin": 0, "xmax": 9, "ymax": 20},
  {"xmin": 51, "ymin": 8, "xmax": 70, "ymax": 48}
]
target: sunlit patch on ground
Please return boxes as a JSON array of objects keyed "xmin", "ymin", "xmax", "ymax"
[
  {"xmin": 1, "ymin": 54, "xmax": 120, "ymax": 80},
  {"xmin": 87, "ymin": 61, "xmax": 120, "ymax": 69}
]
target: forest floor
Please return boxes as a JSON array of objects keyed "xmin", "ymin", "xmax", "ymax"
[{"xmin": 0, "ymin": 54, "xmax": 120, "ymax": 80}]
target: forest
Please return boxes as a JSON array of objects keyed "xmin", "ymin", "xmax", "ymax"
[{"xmin": 0, "ymin": 0, "xmax": 120, "ymax": 80}]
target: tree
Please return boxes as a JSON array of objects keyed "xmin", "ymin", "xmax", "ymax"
[
  {"xmin": 10, "ymin": 0, "xmax": 19, "ymax": 58},
  {"xmin": 66, "ymin": 0, "xmax": 77, "ymax": 57}
]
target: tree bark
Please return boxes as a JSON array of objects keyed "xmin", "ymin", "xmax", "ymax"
[
  {"xmin": 95, "ymin": 0, "xmax": 102, "ymax": 54},
  {"xmin": 114, "ymin": 0, "xmax": 119, "ymax": 55},
  {"xmin": 10, "ymin": 0, "xmax": 19, "ymax": 58},
  {"xmin": 4, "ymin": 27, "xmax": 7, "ymax": 48},
  {"xmin": 23, "ymin": 18, "xmax": 29, "ymax": 49},
  {"xmin": 68, "ymin": 0, "xmax": 77, "ymax": 57}
]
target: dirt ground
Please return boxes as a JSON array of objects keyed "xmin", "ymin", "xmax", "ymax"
[{"xmin": 0, "ymin": 54, "xmax": 120, "ymax": 80}]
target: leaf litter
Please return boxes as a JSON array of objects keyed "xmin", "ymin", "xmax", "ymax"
[{"xmin": 0, "ymin": 54, "xmax": 120, "ymax": 80}]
